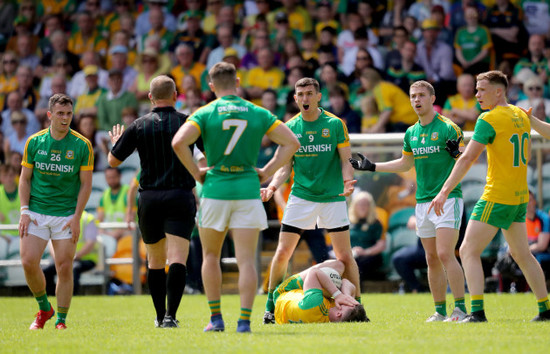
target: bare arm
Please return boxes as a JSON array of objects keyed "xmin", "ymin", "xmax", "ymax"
[
  {"xmin": 429, "ymin": 140, "xmax": 486, "ymax": 216},
  {"xmin": 18, "ymin": 166, "xmax": 33, "ymax": 237},
  {"xmin": 340, "ymin": 278, "xmax": 356, "ymax": 297},
  {"xmin": 529, "ymin": 114, "xmax": 550, "ymax": 139},
  {"xmin": 354, "ymin": 238, "xmax": 386, "ymax": 257},
  {"xmin": 490, "ymin": 26, "xmax": 519, "ymax": 43},
  {"xmin": 530, "ymin": 232, "xmax": 550, "ymax": 253},
  {"xmin": 338, "ymin": 145, "xmax": 357, "ymax": 196},
  {"xmin": 172, "ymin": 122, "xmax": 208, "ymax": 183},
  {"xmin": 258, "ymin": 123, "xmax": 300, "ymax": 182},
  {"xmin": 366, "ymin": 110, "xmax": 391, "ymax": 133},
  {"xmin": 303, "ymin": 268, "xmax": 358, "ymax": 308},
  {"xmin": 261, "ymin": 162, "xmax": 292, "ymax": 202},
  {"xmin": 375, "ymin": 152, "xmax": 415, "ymax": 173}
]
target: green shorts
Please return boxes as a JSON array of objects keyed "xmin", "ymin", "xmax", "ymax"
[
  {"xmin": 273, "ymin": 274, "xmax": 303, "ymax": 304},
  {"xmin": 470, "ymin": 199, "xmax": 527, "ymax": 230}
]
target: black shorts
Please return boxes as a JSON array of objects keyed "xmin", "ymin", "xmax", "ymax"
[{"xmin": 138, "ymin": 189, "xmax": 196, "ymax": 244}]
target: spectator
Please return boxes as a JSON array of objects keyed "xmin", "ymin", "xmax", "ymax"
[
  {"xmin": 384, "ymin": 26, "xmax": 410, "ymax": 71},
  {"xmin": 485, "ymin": 0, "xmax": 527, "ymax": 66},
  {"xmin": 74, "ymin": 65, "xmax": 107, "ymax": 116},
  {"xmin": 240, "ymin": 28, "xmax": 275, "ymax": 70},
  {"xmin": 513, "ymin": 34, "xmax": 548, "ymax": 77},
  {"xmin": 245, "ymin": 47, "xmax": 285, "ymax": 104},
  {"xmin": 15, "ymin": 65, "xmax": 38, "ymax": 112},
  {"xmin": 36, "ymin": 14, "xmax": 63, "ymax": 60},
  {"xmin": 68, "ymin": 51, "xmax": 109, "ymax": 99},
  {"xmin": 454, "ymin": 5, "xmax": 493, "ymax": 75},
  {"xmin": 121, "ymin": 106, "xmax": 138, "ymax": 127},
  {"xmin": 3, "ymin": 111, "xmax": 31, "ymax": 160},
  {"xmin": 340, "ymin": 27, "xmax": 383, "ymax": 77},
  {"xmin": 172, "ymin": 10, "xmax": 208, "ymax": 64},
  {"xmin": 13, "ymin": 32, "xmax": 40, "ymax": 71},
  {"xmin": 314, "ymin": 1, "xmax": 339, "ymax": 38},
  {"xmin": 18, "ymin": 0, "xmax": 41, "ymax": 37},
  {"xmin": 35, "ymin": 72, "xmax": 71, "ymax": 121},
  {"xmin": 130, "ymin": 48, "xmax": 164, "ymax": 114},
  {"xmin": 1, "ymin": 91, "xmax": 40, "ymax": 137},
  {"xmin": 272, "ymin": 0, "xmax": 313, "ymax": 33},
  {"xmin": 68, "ymin": 10, "xmax": 108, "ymax": 57},
  {"xmin": 76, "ymin": 112, "xmax": 109, "ymax": 171},
  {"xmin": 443, "ymin": 73, "xmax": 482, "ymax": 130},
  {"xmin": 379, "ymin": 0, "xmax": 408, "ymax": 44},
  {"xmin": 348, "ymin": 191, "xmax": 386, "ymax": 281},
  {"xmin": 430, "ymin": 5, "xmax": 453, "ymax": 46},
  {"xmin": 36, "ymin": 30, "xmax": 80, "ymax": 78},
  {"xmin": 347, "ymin": 49, "xmax": 378, "ymax": 95},
  {"xmin": 516, "ymin": 77, "xmax": 550, "ymax": 122},
  {"xmin": 521, "ymin": 0, "xmax": 550, "ymax": 35},
  {"xmin": 386, "ymin": 40, "xmax": 427, "ymax": 94},
  {"xmin": 357, "ymin": 68, "xmax": 417, "ymax": 133},
  {"xmin": 138, "ymin": 6, "xmax": 174, "ymax": 54},
  {"xmin": 206, "ymin": 23, "xmax": 247, "ymax": 70},
  {"xmin": 102, "ymin": 0, "xmax": 135, "ymax": 39},
  {"xmin": 0, "ymin": 51, "xmax": 19, "ymax": 105},
  {"xmin": 202, "ymin": 0, "xmax": 224, "ymax": 35},
  {"xmin": 97, "ymin": 69, "xmax": 139, "ymax": 131},
  {"xmin": 408, "ymin": 0, "xmax": 450, "ymax": 25},
  {"xmin": 0, "ymin": 0, "xmax": 16, "ymax": 48},
  {"xmin": 318, "ymin": 63, "xmax": 348, "ymax": 108},
  {"xmin": 107, "ymin": 31, "xmax": 138, "ymax": 70},
  {"xmin": 38, "ymin": 53, "xmax": 74, "ymax": 103},
  {"xmin": 328, "ymin": 85, "xmax": 361, "ymax": 134},
  {"xmin": 270, "ymin": 11, "xmax": 303, "ymax": 52},
  {"xmin": 0, "ymin": 164, "xmax": 20, "ymax": 239},
  {"xmin": 170, "ymin": 44, "xmax": 205, "ymax": 95},
  {"xmin": 43, "ymin": 211, "xmax": 99, "ymax": 296},
  {"xmin": 107, "ymin": 45, "xmax": 138, "ymax": 93},
  {"xmin": 97, "ymin": 167, "xmax": 130, "ymax": 240},
  {"xmin": 134, "ymin": 0, "xmax": 177, "ymax": 38}
]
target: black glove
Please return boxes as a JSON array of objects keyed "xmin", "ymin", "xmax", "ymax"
[
  {"xmin": 349, "ymin": 153, "xmax": 376, "ymax": 171},
  {"xmin": 445, "ymin": 137, "xmax": 462, "ymax": 158}
]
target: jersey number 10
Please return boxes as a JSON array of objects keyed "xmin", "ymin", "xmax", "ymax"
[{"xmin": 509, "ymin": 132, "xmax": 529, "ymax": 167}]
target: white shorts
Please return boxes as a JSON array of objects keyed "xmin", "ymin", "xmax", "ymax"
[
  {"xmin": 415, "ymin": 198, "xmax": 463, "ymax": 238},
  {"xmin": 198, "ymin": 198, "xmax": 268, "ymax": 232},
  {"xmin": 27, "ymin": 211, "xmax": 74, "ymax": 241},
  {"xmin": 281, "ymin": 195, "xmax": 350, "ymax": 230}
]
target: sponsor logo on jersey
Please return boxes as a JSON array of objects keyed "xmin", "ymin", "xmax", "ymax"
[
  {"xmin": 218, "ymin": 105, "xmax": 249, "ymax": 113},
  {"xmin": 37, "ymin": 150, "xmax": 48, "ymax": 156},
  {"xmin": 411, "ymin": 136, "xmax": 418, "ymax": 141},
  {"xmin": 431, "ymin": 132, "xmax": 438, "ymax": 141},
  {"xmin": 65, "ymin": 150, "xmax": 74, "ymax": 159},
  {"xmin": 298, "ymin": 144, "xmax": 332, "ymax": 153},
  {"xmin": 322, "ymin": 128, "xmax": 330, "ymax": 138},
  {"xmin": 35, "ymin": 162, "xmax": 75, "ymax": 173},
  {"xmin": 412, "ymin": 146, "xmax": 440, "ymax": 155},
  {"xmin": 296, "ymin": 134, "xmax": 302, "ymax": 138}
]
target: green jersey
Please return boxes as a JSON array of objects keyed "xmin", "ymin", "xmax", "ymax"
[
  {"xmin": 22, "ymin": 128, "xmax": 94, "ymax": 216},
  {"xmin": 286, "ymin": 108, "xmax": 350, "ymax": 203},
  {"xmin": 188, "ymin": 95, "xmax": 281, "ymax": 200},
  {"xmin": 454, "ymin": 25, "xmax": 492, "ymax": 63},
  {"xmin": 403, "ymin": 113, "xmax": 463, "ymax": 203}
]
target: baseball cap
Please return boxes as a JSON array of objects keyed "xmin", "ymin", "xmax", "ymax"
[
  {"xmin": 108, "ymin": 68, "xmax": 123, "ymax": 77},
  {"xmin": 223, "ymin": 47, "xmax": 239, "ymax": 59},
  {"xmin": 275, "ymin": 12, "xmax": 288, "ymax": 23},
  {"xmin": 109, "ymin": 45, "xmax": 129, "ymax": 55},
  {"xmin": 421, "ymin": 19, "xmax": 440, "ymax": 31},
  {"xmin": 83, "ymin": 65, "xmax": 99, "ymax": 76}
]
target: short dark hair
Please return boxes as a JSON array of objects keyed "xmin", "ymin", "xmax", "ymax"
[
  {"xmin": 105, "ymin": 166, "xmax": 121, "ymax": 175},
  {"xmin": 295, "ymin": 77, "xmax": 320, "ymax": 93},
  {"xmin": 209, "ymin": 62, "xmax": 237, "ymax": 91},
  {"xmin": 477, "ymin": 70, "xmax": 508, "ymax": 91},
  {"xmin": 48, "ymin": 93, "xmax": 73, "ymax": 111},
  {"xmin": 342, "ymin": 304, "xmax": 368, "ymax": 323}
]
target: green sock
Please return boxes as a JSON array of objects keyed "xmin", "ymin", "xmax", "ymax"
[
  {"xmin": 239, "ymin": 307, "xmax": 252, "ymax": 321},
  {"xmin": 56, "ymin": 306, "xmax": 68, "ymax": 325},
  {"xmin": 33, "ymin": 290, "xmax": 51, "ymax": 312},
  {"xmin": 455, "ymin": 297, "xmax": 467, "ymax": 313},
  {"xmin": 435, "ymin": 301, "xmax": 446, "ymax": 316},
  {"xmin": 208, "ymin": 300, "xmax": 221, "ymax": 318},
  {"xmin": 266, "ymin": 291, "xmax": 275, "ymax": 312},
  {"xmin": 537, "ymin": 297, "xmax": 550, "ymax": 313},
  {"xmin": 355, "ymin": 296, "xmax": 362, "ymax": 304},
  {"xmin": 471, "ymin": 295, "xmax": 484, "ymax": 313}
]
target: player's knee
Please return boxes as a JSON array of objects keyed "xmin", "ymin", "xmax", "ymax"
[
  {"xmin": 55, "ymin": 260, "xmax": 74, "ymax": 278},
  {"xmin": 424, "ymin": 251, "xmax": 440, "ymax": 267},
  {"xmin": 21, "ymin": 256, "xmax": 40, "ymax": 272},
  {"xmin": 436, "ymin": 249, "xmax": 454, "ymax": 265}
]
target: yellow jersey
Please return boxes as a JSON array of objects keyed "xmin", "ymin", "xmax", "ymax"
[
  {"xmin": 472, "ymin": 104, "xmax": 530, "ymax": 205},
  {"xmin": 373, "ymin": 81, "xmax": 417, "ymax": 125},
  {"xmin": 274, "ymin": 289, "xmax": 334, "ymax": 324}
]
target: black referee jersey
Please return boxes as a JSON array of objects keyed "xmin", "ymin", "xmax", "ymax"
[{"xmin": 111, "ymin": 106, "xmax": 203, "ymax": 190}]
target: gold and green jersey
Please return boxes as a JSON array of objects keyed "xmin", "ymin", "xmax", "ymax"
[
  {"xmin": 97, "ymin": 185, "xmax": 130, "ymax": 222},
  {"xmin": 454, "ymin": 25, "xmax": 493, "ymax": 63},
  {"xmin": 472, "ymin": 105, "xmax": 530, "ymax": 205},
  {"xmin": 274, "ymin": 289, "xmax": 334, "ymax": 324},
  {"xmin": 22, "ymin": 128, "xmax": 94, "ymax": 216},
  {"xmin": 403, "ymin": 113, "xmax": 464, "ymax": 203},
  {"xmin": 188, "ymin": 95, "xmax": 281, "ymax": 200},
  {"xmin": 286, "ymin": 108, "xmax": 350, "ymax": 203}
]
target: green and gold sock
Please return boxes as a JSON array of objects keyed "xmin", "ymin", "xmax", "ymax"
[
  {"xmin": 435, "ymin": 301, "xmax": 446, "ymax": 316},
  {"xmin": 33, "ymin": 290, "xmax": 51, "ymax": 312},
  {"xmin": 537, "ymin": 297, "xmax": 550, "ymax": 313},
  {"xmin": 56, "ymin": 306, "xmax": 68, "ymax": 325},
  {"xmin": 239, "ymin": 307, "xmax": 252, "ymax": 321},
  {"xmin": 355, "ymin": 296, "xmax": 362, "ymax": 304},
  {"xmin": 266, "ymin": 291, "xmax": 275, "ymax": 312},
  {"xmin": 455, "ymin": 297, "xmax": 467, "ymax": 313},
  {"xmin": 208, "ymin": 300, "xmax": 221, "ymax": 319},
  {"xmin": 471, "ymin": 295, "xmax": 484, "ymax": 313}
]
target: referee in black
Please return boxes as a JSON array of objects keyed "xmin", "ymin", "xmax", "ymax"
[{"xmin": 108, "ymin": 75, "xmax": 203, "ymax": 328}]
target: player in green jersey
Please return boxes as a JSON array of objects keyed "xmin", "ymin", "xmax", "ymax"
[
  {"xmin": 350, "ymin": 81, "xmax": 468, "ymax": 322},
  {"xmin": 172, "ymin": 62, "xmax": 299, "ymax": 333},
  {"xmin": 19, "ymin": 93, "xmax": 93, "ymax": 330},
  {"xmin": 261, "ymin": 77, "xmax": 361, "ymax": 324},
  {"xmin": 430, "ymin": 71, "xmax": 550, "ymax": 322}
]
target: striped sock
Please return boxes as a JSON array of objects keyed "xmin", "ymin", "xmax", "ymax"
[
  {"xmin": 208, "ymin": 300, "xmax": 221, "ymax": 319},
  {"xmin": 455, "ymin": 297, "xmax": 467, "ymax": 313},
  {"xmin": 435, "ymin": 301, "xmax": 446, "ymax": 316},
  {"xmin": 33, "ymin": 290, "xmax": 51, "ymax": 312},
  {"xmin": 537, "ymin": 297, "xmax": 550, "ymax": 313},
  {"xmin": 471, "ymin": 295, "xmax": 484, "ymax": 313},
  {"xmin": 56, "ymin": 306, "xmax": 69, "ymax": 325},
  {"xmin": 239, "ymin": 308, "xmax": 252, "ymax": 321}
]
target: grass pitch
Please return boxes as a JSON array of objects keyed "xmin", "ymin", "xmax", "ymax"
[{"xmin": 1, "ymin": 293, "xmax": 549, "ymax": 353}]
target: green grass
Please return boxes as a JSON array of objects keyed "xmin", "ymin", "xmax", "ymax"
[{"xmin": 0, "ymin": 293, "xmax": 549, "ymax": 353}]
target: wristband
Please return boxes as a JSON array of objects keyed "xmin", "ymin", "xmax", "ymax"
[
  {"xmin": 267, "ymin": 185, "xmax": 277, "ymax": 193},
  {"xmin": 332, "ymin": 290, "xmax": 342, "ymax": 298},
  {"xmin": 20, "ymin": 205, "xmax": 29, "ymax": 211},
  {"xmin": 21, "ymin": 209, "xmax": 31, "ymax": 216}
]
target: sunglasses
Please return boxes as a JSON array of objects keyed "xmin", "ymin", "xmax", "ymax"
[
  {"xmin": 12, "ymin": 120, "xmax": 27, "ymax": 125},
  {"xmin": 3, "ymin": 59, "xmax": 16, "ymax": 64},
  {"xmin": 357, "ymin": 56, "xmax": 370, "ymax": 60},
  {"xmin": 528, "ymin": 86, "xmax": 543, "ymax": 91},
  {"xmin": 142, "ymin": 58, "xmax": 157, "ymax": 63}
]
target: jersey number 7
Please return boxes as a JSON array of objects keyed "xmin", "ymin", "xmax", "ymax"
[{"xmin": 223, "ymin": 119, "xmax": 248, "ymax": 155}]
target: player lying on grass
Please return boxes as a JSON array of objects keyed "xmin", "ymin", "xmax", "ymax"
[{"xmin": 274, "ymin": 260, "xmax": 369, "ymax": 324}]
